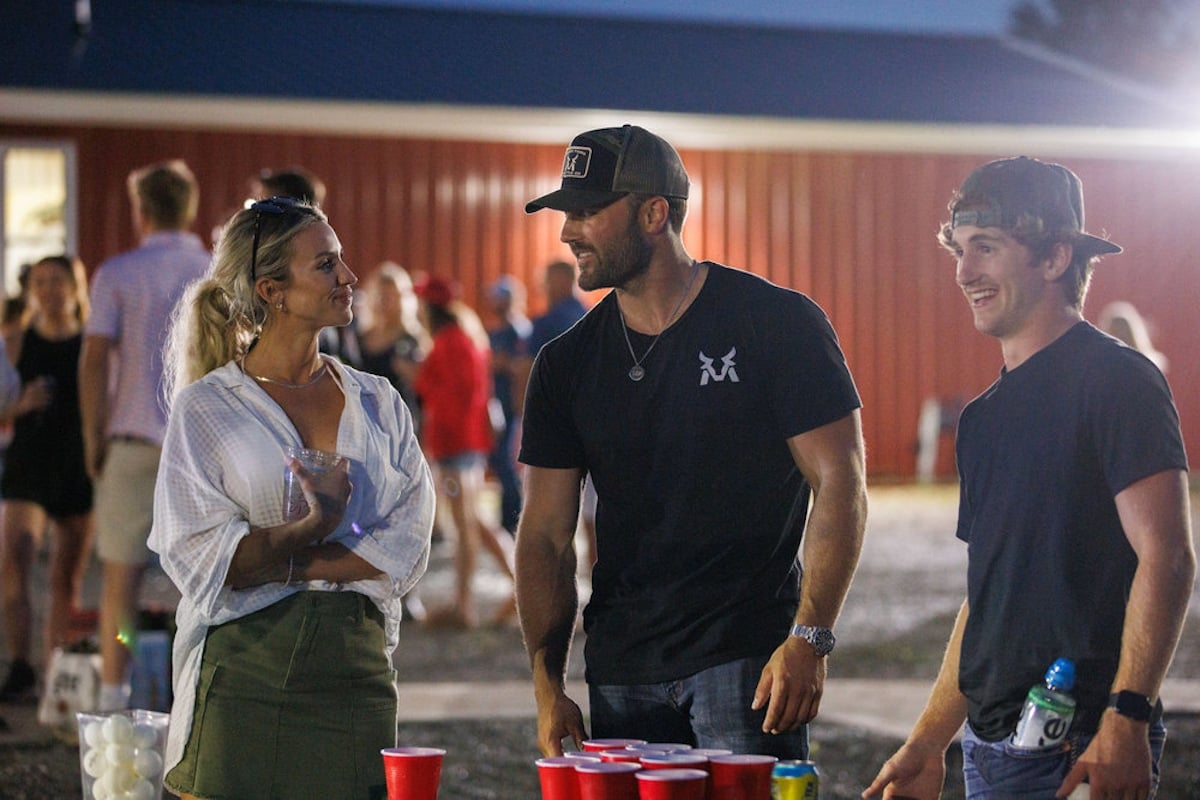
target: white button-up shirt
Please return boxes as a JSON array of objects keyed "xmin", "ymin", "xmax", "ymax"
[{"xmin": 149, "ymin": 358, "xmax": 435, "ymax": 773}]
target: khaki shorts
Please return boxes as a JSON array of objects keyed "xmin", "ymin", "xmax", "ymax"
[{"xmin": 93, "ymin": 438, "xmax": 161, "ymax": 565}]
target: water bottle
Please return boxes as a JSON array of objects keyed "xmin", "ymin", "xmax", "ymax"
[{"xmin": 1010, "ymin": 657, "xmax": 1077, "ymax": 750}]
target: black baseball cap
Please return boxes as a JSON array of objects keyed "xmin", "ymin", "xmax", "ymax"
[
  {"xmin": 525, "ymin": 124, "xmax": 690, "ymax": 214},
  {"xmin": 950, "ymin": 156, "xmax": 1121, "ymax": 257}
]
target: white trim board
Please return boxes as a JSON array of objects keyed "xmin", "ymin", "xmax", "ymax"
[{"xmin": 3, "ymin": 88, "xmax": 1199, "ymax": 161}]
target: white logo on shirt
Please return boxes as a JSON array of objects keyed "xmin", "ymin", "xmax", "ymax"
[{"xmin": 699, "ymin": 348, "xmax": 739, "ymax": 385}]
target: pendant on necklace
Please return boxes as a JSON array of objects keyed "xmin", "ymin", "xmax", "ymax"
[{"xmin": 628, "ymin": 365, "xmax": 645, "ymax": 382}]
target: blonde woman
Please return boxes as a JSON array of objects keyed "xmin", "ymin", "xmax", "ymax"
[
  {"xmin": 356, "ymin": 262, "xmax": 429, "ymax": 425},
  {"xmin": 0, "ymin": 255, "xmax": 93, "ymax": 700},
  {"xmin": 149, "ymin": 198, "xmax": 435, "ymax": 800}
]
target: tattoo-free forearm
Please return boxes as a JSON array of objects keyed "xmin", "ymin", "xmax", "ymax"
[{"xmin": 517, "ymin": 530, "xmax": 579, "ymax": 695}]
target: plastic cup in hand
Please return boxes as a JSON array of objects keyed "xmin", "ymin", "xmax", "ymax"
[
  {"xmin": 707, "ymin": 754, "xmax": 777, "ymax": 800},
  {"xmin": 537, "ymin": 755, "xmax": 598, "ymax": 800},
  {"xmin": 77, "ymin": 709, "xmax": 169, "ymax": 800},
  {"xmin": 635, "ymin": 768, "xmax": 708, "ymax": 800},
  {"xmin": 282, "ymin": 446, "xmax": 346, "ymax": 521},
  {"xmin": 381, "ymin": 747, "xmax": 445, "ymax": 800},
  {"xmin": 574, "ymin": 760, "xmax": 641, "ymax": 800}
]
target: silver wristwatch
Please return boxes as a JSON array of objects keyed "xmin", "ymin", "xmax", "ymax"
[{"xmin": 789, "ymin": 624, "xmax": 836, "ymax": 657}]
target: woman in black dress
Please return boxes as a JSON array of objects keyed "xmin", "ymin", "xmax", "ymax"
[{"xmin": 0, "ymin": 255, "xmax": 93, "ymax": 700}]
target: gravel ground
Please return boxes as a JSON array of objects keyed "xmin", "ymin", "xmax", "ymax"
[{"xmin": 2, "ymin": 485, "xmax": 1198, "ymax": 798}]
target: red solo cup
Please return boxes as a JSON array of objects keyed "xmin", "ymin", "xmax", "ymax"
[
  {"xmin": 688, "ymin": 748, "xmax": 732, "ymax": 760},
  {"xmin": 380, "ymin": 747, "xmax": 445, "ymax": 800},
  {"xmin": 637, "ymin": 752, "xmax": 709, "ymax": 771},
  {"xmin": 635, "ymin": 768, "xmax": 708, "ymax": 800},
  {"xmin": 537, "ymin": 755, "xmax": 598, "ymax": 800},
  {"xmin": 575, "ymin": 760, "xmax": 641, "ymax": 800},
  {"xmin": 625, "ymin": 742, "xmax": 693, "ymax": 754},
  {"xmin": 583, "ymin": 738, "xmax": 648, "ymax": 752},
  {"xmin": 707, "ymin": 754, "xmax": 777, "ymax": 800},
  {"xmin": 563, "ymin": 751, "xmax": 603, "ymax": 761},
  {"xmin": 598, "ymin": 749, "xmax": 644, "ymax": 764}
]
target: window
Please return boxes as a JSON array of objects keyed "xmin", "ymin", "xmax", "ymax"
[{"xmin": 1, "ymin": 141, "xmax": 77, "ymax": 299}]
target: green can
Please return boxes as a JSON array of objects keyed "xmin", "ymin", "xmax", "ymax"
[{"xmin": 772, "ymin": 759, "xmax": 818, "ymax": 799}]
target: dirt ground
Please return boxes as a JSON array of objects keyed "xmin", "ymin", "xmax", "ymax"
[{"xmin": 1, "ymin": 485, "xmax": 1198, "ymax": 798}]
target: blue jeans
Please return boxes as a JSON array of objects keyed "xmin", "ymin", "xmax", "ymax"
[
  {"xmin": 961, "ymin": 720, "xmax": 1167, "ymax": 799},
  {"xmin": 588, "ymin": 655, "xmax": 809, "ymax": 758},
  {"xmin": 487, "ymin": 417, "xmax": 522, "ymax": 533}
]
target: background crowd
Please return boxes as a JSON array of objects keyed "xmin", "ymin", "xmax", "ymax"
[
  {"xmin": 0, "ymin": 136, "xmax": 1191, "ymax": 800},
  {"xmin": 0, "ymin": 159, "xmax": 583, "ymax": 709}
]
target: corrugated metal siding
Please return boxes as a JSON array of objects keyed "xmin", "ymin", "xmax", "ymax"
[{"xmin": 3, "ymin": 122, "xmax": 1196, "ymax": 479}]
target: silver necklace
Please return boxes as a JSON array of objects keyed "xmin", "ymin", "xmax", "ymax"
[
  {"xmin": 244, "ymin": 360, "xmax": 329, "ymax": 389},
  {"xmin": 617, "ymin": 262, "xmax": 699, "ymax": 382}
]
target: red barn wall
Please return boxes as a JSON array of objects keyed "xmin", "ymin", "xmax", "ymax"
[{"xmin": 3, "ymin": 122, "xmax": 1195, "ymax": 480}]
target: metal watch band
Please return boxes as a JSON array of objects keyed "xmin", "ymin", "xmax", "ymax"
[{"xmin": 788, "ymin": 624, "xmax": 835, "ymax": 656}]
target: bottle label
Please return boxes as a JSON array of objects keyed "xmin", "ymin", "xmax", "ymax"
[{"xmin": 1011, "ymin": 689, "xmax": 1075, "ymax": 749}]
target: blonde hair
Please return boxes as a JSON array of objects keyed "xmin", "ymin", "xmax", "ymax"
[
  {"xmin": 163, "ymin": 200, "xmax": 326, "ymax": 405},
  {"xmin": 368, "ymin": 261, "xmax": 430, "ymax": 351},
  {"xmin": 1098, "ymin": 301, "xmax": 1168, "ymax": 373}
]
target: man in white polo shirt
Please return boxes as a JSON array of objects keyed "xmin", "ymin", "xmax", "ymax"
[{"xmin": 79, "ymin": 160, "xmax": 210, "ymax": 710}]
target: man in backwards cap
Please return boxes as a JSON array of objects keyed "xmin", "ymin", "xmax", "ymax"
[
  {"xmin": 515, "ymin": 124, "xmax": 867, "ymax": 758},
  {"xmin": 867, "ymin": 158, "xmax": 1193, "ymax": 799}
]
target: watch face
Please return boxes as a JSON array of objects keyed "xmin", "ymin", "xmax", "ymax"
[
  {"xmin": 1111, "ymin": 691, "xmax": 1154, "ymax": 722},
  {"xmin": 810, "ymin": 628, "xmax": 835, "ymax": 656}
]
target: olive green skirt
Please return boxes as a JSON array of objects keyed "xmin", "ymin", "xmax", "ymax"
[{"xmin": 166, "ymin": 592, "xmax": 396, "ymax": 800}]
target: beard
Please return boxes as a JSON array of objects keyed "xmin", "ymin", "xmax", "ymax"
[{"xmin": 576, "ymin": 208, "xmax": 654, "ymax": 292}]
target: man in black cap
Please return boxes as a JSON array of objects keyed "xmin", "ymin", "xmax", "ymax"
[
  {"xmin": 515, "ymin": 124, "xmax": 867, "ymax": 758},
  {"xmin": 866, "ymin": 157, "xmax": 1193, "ymax": 799}
]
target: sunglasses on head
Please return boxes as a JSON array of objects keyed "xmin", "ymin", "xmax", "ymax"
[{"xmin": 248, "ymin": 196, "xmax": 313, "ymax": 280}]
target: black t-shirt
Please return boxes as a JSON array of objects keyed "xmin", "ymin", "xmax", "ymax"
[
  {"xmin": 520, "ymin": 263, "xmax": 861, "ymax": 684},
  {"xmin": 955, "ymin": 322, "xmax": 1188, "ymax": 741}
]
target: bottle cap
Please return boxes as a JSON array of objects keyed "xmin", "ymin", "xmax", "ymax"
[{"xmin": 1045, "ymin": 657, "xmax": 1076, "ymax": 691}]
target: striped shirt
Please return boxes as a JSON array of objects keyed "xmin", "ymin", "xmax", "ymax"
[{"xmin": 84, "ymin": 231, "xmax": 211, "ymax": 444}]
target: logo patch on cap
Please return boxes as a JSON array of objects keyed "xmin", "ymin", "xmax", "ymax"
[{"xmin": 562, "ymin": 147, "xmax": 591, "ymax": 179}]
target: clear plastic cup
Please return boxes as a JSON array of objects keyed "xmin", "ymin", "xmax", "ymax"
[
  {"xmin": 282, "ymin": 446, "xmax": 347, "ymax": 521},
  {"xmin": 76, "ymin": 709, "xmax": 169, "ymax": 800}
]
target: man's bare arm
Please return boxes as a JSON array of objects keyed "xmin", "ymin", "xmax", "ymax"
[
  {"xmin": 78, "ymin": 334, "xmax": 114, "ymax": 478},
  {"xmin": 515, "ymin": 465, "xmax": 588, "ymax": 755}
]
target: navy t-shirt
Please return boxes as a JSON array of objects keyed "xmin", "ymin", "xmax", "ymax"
[
  {"xmin": 955, "ymin": 322, "xmax": 1188, "ymax": 741},
  {"xmin": 520, "ymin": 263, "xmax": 861, "ymax": 684}
]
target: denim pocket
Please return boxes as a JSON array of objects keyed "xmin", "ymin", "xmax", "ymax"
[{"xmin": 976, "ymin": 739, "xmax": 1068, "ymax": 798}]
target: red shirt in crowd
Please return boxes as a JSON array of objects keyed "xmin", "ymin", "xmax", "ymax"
[{"xmin": 415, "ymin": 322, "xmax": 493, "ymax": 460}]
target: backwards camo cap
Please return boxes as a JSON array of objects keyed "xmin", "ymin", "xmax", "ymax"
[{"xmin": 950, "ymin": 156, "xmax": 1121, "ymax": 257}]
